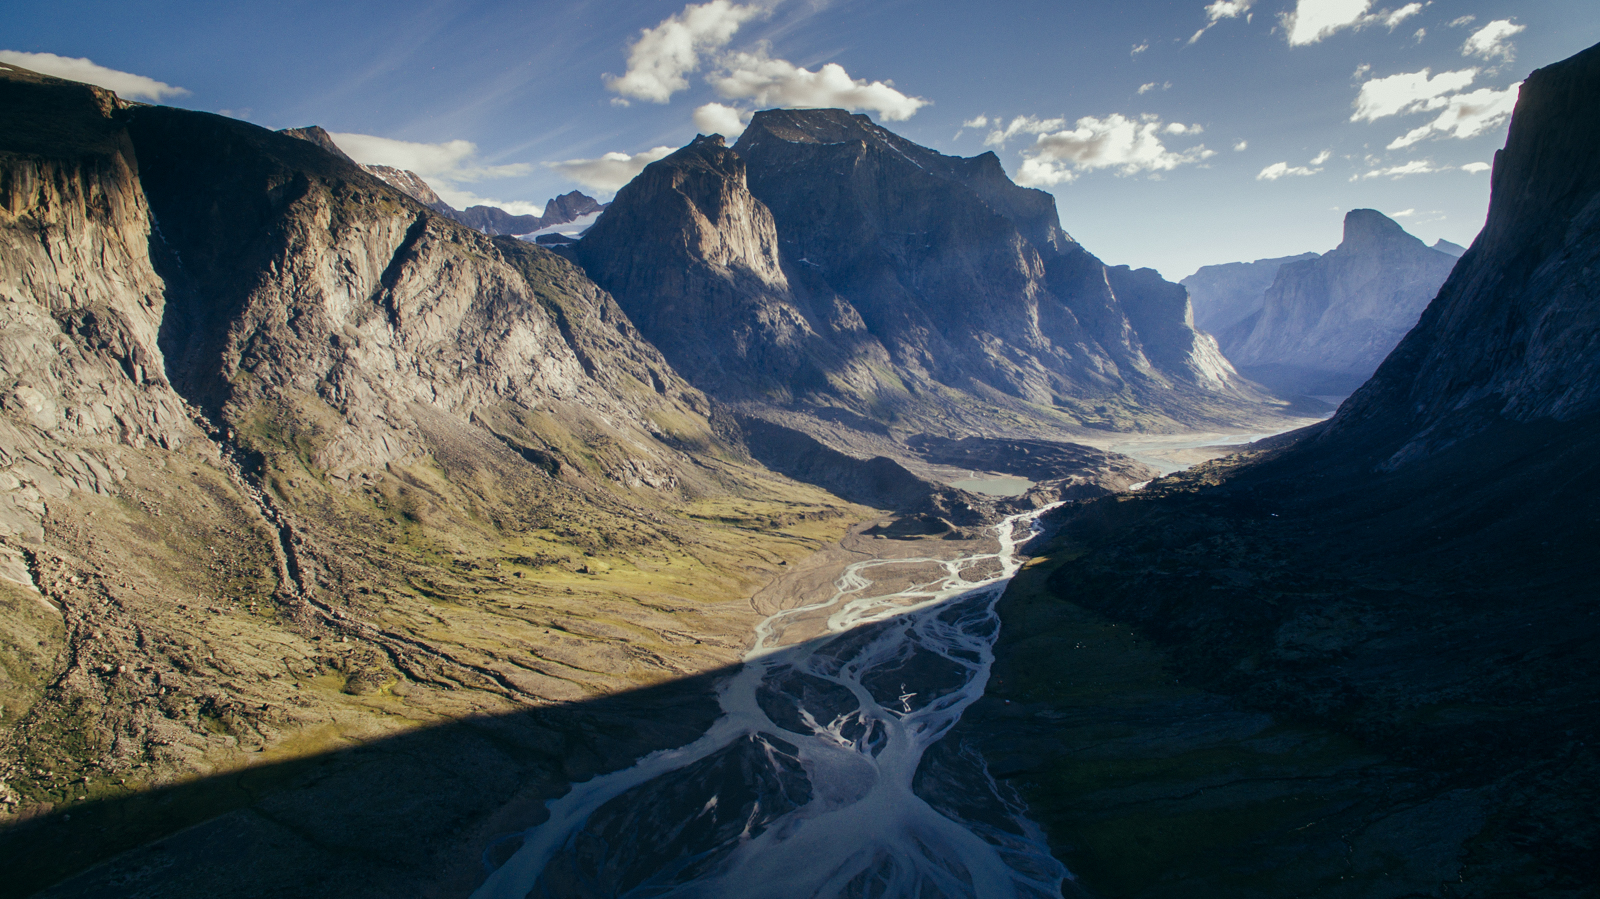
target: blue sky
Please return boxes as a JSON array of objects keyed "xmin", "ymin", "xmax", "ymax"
[{"xmin": 4, "ymin": 0, "xmax": 1596, "ymax": 279}]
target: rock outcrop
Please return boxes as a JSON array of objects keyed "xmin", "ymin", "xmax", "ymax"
[
  {"xmin": 0, "ymin": 61, "xmax": 870, "ymax": 892},
  {"xmin": 574, "ymin": 109, "xmax": 1279, "ymax": 447},
  {"xmin": 984, "ymin": 40, "xmax": 1600, "ymax": 894},
  {"xmin": 1181, "ymin": 251, "xmax": 1320, "ymax": 336},
  {"xmin": 1224, "ymin": 210, "xmax": 1459, "ymax": 395}
]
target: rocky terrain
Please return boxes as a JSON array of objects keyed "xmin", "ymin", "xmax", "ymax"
[
  {"xmin": 0, "ymin": 58, "xmax": 1189, "ymax": 894},
  {"xmin": 1218, "ymin": 210, "xmax": 1460, "ymax": 396},
  {"xmin": 963, "ymin": 39, "xmax": 1600, "ymax": 897},
  {"xmin": 574, "ymin": 111, "xmax": 1295, "ymax": 455}
]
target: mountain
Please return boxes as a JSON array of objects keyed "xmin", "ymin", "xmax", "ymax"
[
  {"xmin": 0, "ymin": 61, "xmax": 889, "ymax": 890},
  {"xmin": 969, "ymin": 40, "xmax": 1600, "ymax": 895},
  {"xmin": 574, "ymin": 110, "xmax": 1283, "ymax": 455},
  {"xmin": 1181, "ymin": 251, "xmax": 1320, "ymax": 336},
  {"xmin": 1432, "ymin": 237, "xmax": 1467, "ymax": 257},
  {"xmin": 1220, "ymin": 209, "xmax": 1460, "ymax": 396},
  {"xmin": 278, "ymin": 130, "xmax": 606, "ymax": 239}
]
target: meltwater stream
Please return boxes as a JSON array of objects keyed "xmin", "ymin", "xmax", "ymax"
[{"xmin": 474, "ymin": 507, "xmax": 1069, "ymax": 898}]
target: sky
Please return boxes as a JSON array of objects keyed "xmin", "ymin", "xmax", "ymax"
[{"xmin": 4, "ymin": 0, "xmax": 1597, "ymax": 280}]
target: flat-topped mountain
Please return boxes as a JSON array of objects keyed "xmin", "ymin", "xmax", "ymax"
[
  {"xmin": 576, "ymin": 109, "xmax": 1278, "ymax": 447},
  {"xmin": 1221, "ymin": 209, "xmax": 1460, "ymax": 395}
]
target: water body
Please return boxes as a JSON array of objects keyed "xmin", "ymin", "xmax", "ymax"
[
  {"xmin": 950, "ymin": 476, "xmax": 1034, "ymax": 497},
  {"xmin": 474, "ymin": 508, "xmax": 1069, "ymax": 898}
]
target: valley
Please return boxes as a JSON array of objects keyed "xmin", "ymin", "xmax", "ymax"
[{"xmin": 1, "ymin": 16, "xmax": 1597, "ymax": 899}]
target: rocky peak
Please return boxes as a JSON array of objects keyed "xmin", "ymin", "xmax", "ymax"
[
  {"xmin": 360, "ymin": 163, "xmax": 448, "ymax": 208},
  {"xmin": 1432, "ymin": 238, "xmax": 1467, "ymax": 257},
  {"xmin": 277, "ymin": 125, "xmax": 358, "ymax": 166},
  {"xmin": 1338, "ymin": 207, "xmax": 1416, "ymax": 252}
]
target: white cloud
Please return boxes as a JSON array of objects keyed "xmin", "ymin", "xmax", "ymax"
[
  {"xmin": 1234, "ymin": 140, "xmax": 1249, "ymax": 151},
  {"xmin": 1138, "ymin": 81, "xmax": 1172, "ymax": 95},
  {"xmin": 707, "ymin": 46, "xmax": 928, "ymax": 121},
  {"xmin": 1189, "ymin": 0, "xmax": 1253, "ymax": 43},
  {"xmin": 0, "ymin": 50, "xmax": 188, "ymax": 101},
  {"xmin": 1013, "ymin": 114, "xmax": 1214, "ymax": 186},
  {"xmin": 1461, "ymin": 161, "xmax": 1491, "ymax": 173},
  {"xmin": 983, "ymin": 115, "xmax": 1067, "ymax": 148},
  {"xmin": 329, "ymin": 133, "xmax": 530, "ymax": 183},
  {"xmin": 1413, "ymin": 27, "xmax": 1427, "ymax": 43},
  {"xmin": 1310, "ymin": 149, "xmax": 1332, "ymax": 165},
  {"xmin": 1462, "ymin": 19, "xmax": 1525, "ymax": 62},
  {"xmin": 963, "ymin": 114, "xmax": 989, "ymax": 129},
  {"xmin": 547, "ymin": 146, "xmax": 676, "ymax": 193},
  {"xmin": 604, "ymin": 0, "xmax": 766, "ymax": 103},
  {"xmin": 693, "ymin": 102, "xmax": 751, "ymax": 138},
  {"xmin": 329, "ymin": 132, "xmax": 541, "ymax": 213},
  {"xmin": 1257, "ymin": 161, "xmax": 1321, "ymax": 180},
  {"xmin": 1282, "ymin": 0, "xmax": 1374, "ymax": 46},
  {"xmin": 1361, "ymin": 159, "xmax": 1447, "ymax": 178},
  {"xmin": 1387, "ymin": 82, "xmax": 1520, "ymax": 148},
  {"xmin": 1391, "ymin": 208, "xmax": 1416, "ymax": 217},
  {"xmin": 1385, "ymin": 3, "xmax": 1422, "ymax": 29},
  {"xmin": 1131, "ymin": 42, "xmax": 1150, "ymax": 56},
  {"xmin": 1165, "ymin": 122, "xmax": 1203, "ymax": 134},
  {"xmin": 1448, "ymin": 15, "xmax": 1477, "ymax": 28},
  {"xmin": 1351, "ymin": 68, "xmax": 1478, "ymax": 121}
]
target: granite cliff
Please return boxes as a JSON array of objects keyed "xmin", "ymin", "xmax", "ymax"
[
  {"xmin": 971, "ymin": 40, "xmax": 1600, "ymax": 896},
  {"xmin": 0, "ymin": 61, "xmax": 879, "ymax": 893},
  {"xmin": 574, "ymin": 110, "xmax": 1282, "ymax": 454},
  {"xmin": 1223, "ymin": 209, "xmax": 1460, "ymax": 396}
]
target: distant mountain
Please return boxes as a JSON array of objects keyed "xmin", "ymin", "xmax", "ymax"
[
  {"xmin": 575, "ymin": 111, "xmax": 1280, "ymax": 448},
  {"xmin": 276, "ymin": 128, "xmax": 606, "ymax": 239},
  {"xmin": 1182, "ymin": 252, "xmax": 1320, "ymax": 336},
  {"xmin": 1431, "ymin": 237, "xmax": 1467, "ymax": 257},
  {"xmin": 1223, "ymin": 209, "xmax": 1459, "ymax": 396},
  {"xmin": 982, "ymin": 40, "xmax": 1600, "ymax": 894}
]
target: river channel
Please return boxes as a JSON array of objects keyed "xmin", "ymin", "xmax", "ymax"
[{"xmin": 473, "ymin": 507, "xmax": 1070, "ymax": 898}]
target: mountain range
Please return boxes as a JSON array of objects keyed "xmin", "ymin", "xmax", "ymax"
[{"xmin": 970, "ymin": 39, "xmax": 1600, "ymax": 896}]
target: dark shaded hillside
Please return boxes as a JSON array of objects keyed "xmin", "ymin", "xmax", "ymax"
[{"xmin": 968, "ymin": 40, "xmax": 1600, "ymax": 897}]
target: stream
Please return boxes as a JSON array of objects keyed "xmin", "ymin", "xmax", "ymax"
[{"xmin": 472, "ymin": 506, "xmax": 1069, "ymax": 898}]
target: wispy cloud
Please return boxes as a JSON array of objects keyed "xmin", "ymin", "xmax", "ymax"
[
  {"xmin": 0, "ymin": 50, "xmax": 188, "ymax": 101},
  {"xmin": 1189, "ymin": 0, "xmax": 1254, "ymax": 44},
  {"xmin": 1462, "ymin": 19, "xmax": 1525, "ymax": 62},
  {"xmin": 1351, "ymin": 68, "xmax": 1479, "ymax": 122},
  {"xmin": 547, "ymin": 146, "xmax": 676, "ymax": 193},
  {"xmin": 1257, "ymin": 149, "xmax": 1329, "ymax": 180},
  {"xmin": 604, "ymin": 0, "xmax": 767, "ymax": 104},
  {"xmin": 1137, "ymin": 81, "xmax": 1171, "ymax": 95},
  {"xmin": 1384, "ymin": 3, "xmax": 1422, "ymax": 29},
  {"xmin": 1386, "ymin": 83, "xmax": 1521, "ymax": 148},
  {"xmin": 1002, "ymin": 114, "xmax": 1214, "ymax": 187},
  {"xmin": 329, "ymin": 132, "xmax": 539, "ymax": 213}
]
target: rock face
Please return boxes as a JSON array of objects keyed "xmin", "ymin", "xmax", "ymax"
[
  {"xmin": 989, "ymin": 41, "xmax": 1600, "ymax": 895},
  {"xmin": 0, "ymin": 61, "xmax": 879, "ymax": 894},
  {"xmin": 575, "ymin": 110, "xmax": 1275, "ymax": 443},
  {"xmin": 1181, "ymin": 252, "xmax": 1319, "ymax": 336},
  {"xmin": 1224, "ymin": 210, "xmax": 1459, "ymax": 395}
]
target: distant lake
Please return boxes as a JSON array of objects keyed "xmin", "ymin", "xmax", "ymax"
[{"xmin": 952, "ymin": 476, "xmax": 1033, "ymax": 497}]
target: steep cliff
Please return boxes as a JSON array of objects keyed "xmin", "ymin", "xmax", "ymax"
[
  {"xmin": 0, "ymin": 62, "xmax": 868, "ymax": 891},
  {"xmin": 575, "ymin": 109, "xmax": 1278, "ymax": 451},
  {"xmin": 1225, "ymin": 210, "xmax": 1459, "ymax": 396},
  {"xmin": 1181, "ymin": 251, "xmax": 1320, "ymax": 336},
  {"xmin": 981, "ymin": 41, "xmax": 1600, "ymax": 895}
]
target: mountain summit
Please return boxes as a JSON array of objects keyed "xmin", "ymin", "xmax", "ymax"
[{"xmin": 576, "ymin": 109, "xmax": 1275, "ymax": 445}]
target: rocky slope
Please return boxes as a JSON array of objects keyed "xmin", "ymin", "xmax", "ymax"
[
  {"xmin": 574, "ymin": 110, "xmax": 1288, "ymax": 454},
  {"xmin": 1224, "ymin": 210, "xmax": 1460, "ymax": 396},
  {"xmin": 0, "ymin": 61, "xmax": 881, "ymax": 893},
  {"xmin": 1181, "ymin": 251, "xmax": 1319, "ymax": 336},
  {"xmin": 971, "ymin": 40, "xmax": 1600, "ymax": 896}
]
